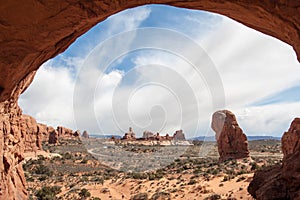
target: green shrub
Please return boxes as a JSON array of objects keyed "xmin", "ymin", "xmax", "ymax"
[
  {"xmin": 35, "ymin": 186, "xmax": 61, "ymax": 200},
  {"xmin": 188, "ymin": 179, "xmax": 197, "ymax": 185},
  {"xmin": 79, "ymin": 188, "xmax": 91, "ymax": 198},
  {"xmin": 204, "ymin": 194, "xmax": 221, "ymax": 200},
  {"xmin": 34, "ymin": 164, "xmax": 53, "ymax": 176},
  {"xmin": 132, "ymin": 193, "xmax": 148, "ymax": 200}
]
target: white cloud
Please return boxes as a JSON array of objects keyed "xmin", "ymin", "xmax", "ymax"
[{"xmin": 19, "ymin": 62, "xmax": 75, "ymax": 128}]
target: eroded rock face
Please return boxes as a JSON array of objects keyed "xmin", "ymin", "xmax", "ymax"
[
  {"xmin": 21, "ymin": 115, "xmax": 41, "ymax": 152},
  {"xmin": 0, "ymin": 72, "xmax": 35, "ymax": 200},
  {"xmin": 0, "ymin": 1, "xmax": 300, "ymax": 199},
  {"xmin": 211, "ymin": 110, "xmax": 249, "ymax": 162},
  {"xmin": 47, "ymin": 126, "xmax": 58, "ymax": 144},
  {"xmin": 281, "ymin": 118, "xmax": 300, "ymax": 158},
  {"xmin": 248, "ymin": 118, "xmax": 300, "ymax": 199}
]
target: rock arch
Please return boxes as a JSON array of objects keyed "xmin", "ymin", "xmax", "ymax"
[{"xmin": 0, "ymin": 1, "xmax": 299, "ymax": 199}]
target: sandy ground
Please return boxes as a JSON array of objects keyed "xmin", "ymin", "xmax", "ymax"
[
  {"xmin": 23, "ymin": 150, "xmax": 61, "ymax": 161},
  {"xmin": 82, "ymin": 173, "xmax": 254, "ymax": 200}
]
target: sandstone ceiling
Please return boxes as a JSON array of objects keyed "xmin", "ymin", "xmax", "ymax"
[
  {"xmin": 0, "ymin": 1, "xmax": 300, "ymax": 199},
  {"xmin": 0, "ymin": 0, "xmax": 300, "ymax": 103}
]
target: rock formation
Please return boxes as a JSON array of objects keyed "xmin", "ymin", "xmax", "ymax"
[
  {"xmin": 0, "ymin": 72, "xmax": 35, "ymax": 199},
  {"xmin": 0, "ymin": 1, "xmax": 300, "ymax": 199},
  {"xmin": 73, "ymin": 130, "xmax": 80, "ymax": 137},
  {"xmin": 21, "ymin": 115, "xmax": 41, "ymax": 152},
  {"xmin": 47, "ymin": 126, "xmax": 58, "ymax": 144},
  {"xmin": 122, "ymin": 127, "xmax": 136, "ymax": 140},
  {"xmin": 211, "ymin": 110, "xmax": 249, "ymax": 162},
  {"xmin": 143, "ymin": 131, "xmax": 155, "ymax": 139},
  {"xmin": 248, "ymin": 118, "xmax": 300, "ymax": 199},
  {"xmin": 37, "ymin": 123, "xmax": 49, "ymax": 143},
  {"xmin": 173, "ymin": 130, "xmax": 186, "ymax": 140},
  {"xmin": 281, "ymin": 118, "xmax": 300, "ymax": 157},
  {"xmin": 82, "ymin": 130, "xmax": 89, "ymax": 139}
]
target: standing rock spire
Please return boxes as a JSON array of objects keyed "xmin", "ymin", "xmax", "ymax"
[{"xmin": 211, "ymin": 110, "xmax": 249, "ymax": 162}]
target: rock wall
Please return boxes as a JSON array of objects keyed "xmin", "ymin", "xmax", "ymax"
[
  {"xmin": 0, "ymin": 1, "xmax": 299, "ymax": 199},
  {"xmin": 0, "ymin": 72, "xmax": 35, "ymax": 200},
  {"xmin": 0, "ymin": 71, "xmax": 78, "ymax": 199},
  {"xmin": 21, "ymin": 115, "xmax": 41, "ymax": 153},
  {"xmin": 281, "ymin": 118, "xmax": 300, "ymax": 158},
  {"xmin": 211, "ymin": 110, "xmax": 249, "ymax": 162},
  {"xmin": 248, "ymin": 118, "xmax": 300, "ymax": 199}
]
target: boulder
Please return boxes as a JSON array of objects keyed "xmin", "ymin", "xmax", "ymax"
[
  {"xmin": 248, "ymin": 118, "xmax": 300, "ymax": 199},
  {"xmin": 211, "ymin": 110, "xmax": 249, "ymax": 162}
]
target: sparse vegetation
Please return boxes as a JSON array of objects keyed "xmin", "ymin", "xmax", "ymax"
[
  {"xmin": 23, "ymin": 138, "xmax": 282, "ymax": 199},
  {"xmin": 35, "ymin": 186, "xmax": 61, "ymax": 200}
]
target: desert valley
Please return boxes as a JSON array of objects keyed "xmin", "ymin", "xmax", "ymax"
[{"xmin": 19, "ymin": 110, "xmax": 297, "ymax": 200}]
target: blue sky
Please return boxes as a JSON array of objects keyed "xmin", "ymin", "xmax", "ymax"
[{"xmin": 19, "ymin": 5, "xmax": 300, "ymax": 137}]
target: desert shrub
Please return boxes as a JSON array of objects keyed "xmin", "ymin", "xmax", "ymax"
[
  {"xmin": 211, "ymin": 169, "xmax": 220, "ymax": 175},
  {"xmin": 150, "ymin": 192, "xmax": 171, "ymax": 200},
  {"xmin": 250, "ymin": 162, "xmax": 259, "ymax": 171},
  {"xmin": 204, "ymin": 194, "xmax": 221, "ymax": 200},
  {"xmin": 34, "ymin": 164, "xmax": 53, "ymax": 176},
  {"xmin": 62, "ymin": 152, "xmax": 72, "ymax": 160},
  {"xmin": 131, "ymin": 193, "xmax": 148, "ymax": 200},
  {"xmin": 237, "ymin": 169, "xmax": 247, "ymax": 175},
  {"xmin": 131, "ymin": 172, "xmax": 148, "ymax": 180},
  {"xmin": 148, "ymin": 173, "xmax": 156, "ymax": 181},
  {"xmin": 79, "ymin": 188, "xmax": 91, "ymax": 198},
  {"xmin": 188, "ymin": 179, "xmax": 197, "ymax": 185},
  {"xmin": 38, "ymin": 175, "xmax": 48, "ymax": 181},
  {"xmin": 222, "ymin": 175, "xmax": 230, "ymax": 182},
  {"xmin": 35, "ymin": 186, "xmax": 61, "ymax": 200},
  {"xmin": 236, "ymin": 176, "xmax": 246, "ymax": 182}
]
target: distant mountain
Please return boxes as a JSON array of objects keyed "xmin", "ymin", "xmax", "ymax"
[
  {"xmin": 89, "ymin": 134, "xmax": 122, "ymax": 139},
  {"xmin": 190, "ymin": 135, "xmax": 281, "ymax": 141},
  {"xmin": 247, "ymin": 136, "xmax": 281, "ymax": 141},
  {"xmin": 188, "ymin": 136, "xmax": 215, "ymax": 141}
]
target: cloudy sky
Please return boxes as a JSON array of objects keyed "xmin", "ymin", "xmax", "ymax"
[{"xmin": 19, "ymin": 5, "xmax": 300, "ymax": 138}]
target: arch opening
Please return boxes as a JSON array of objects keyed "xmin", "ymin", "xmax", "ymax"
[
  {"xmin": 15, "ymin": 5, "xmax": 297, "ymax": 200},
  {"xmin": 1, "ymin": 1, "xmax": 300, "ymax": 199}
]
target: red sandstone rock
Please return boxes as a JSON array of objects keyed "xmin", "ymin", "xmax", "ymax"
[
  {"xmin": 173, "ymin": 130, "xmax": 186, "ymax": 140},
  {"xmin": 0, "ymin": 1, "xmax": 300, "ymax": 103},
  {"xmin": 0, "ymin": 72, "xmax": 35, "ymax": 200},
  {"xmin": 143, "ymin": 131, "xmax": 155, "ymax": 139},
  {"xmin": 57, "ymin": 126, "xmax": 73, "ymax": 137},
  {"xmin": 248, "ymin": 118, "xmax": 300, "ymax": 199},
  {"xmin": 211, "ymin": 110, "xmax": 249, "ymax": 162},
  {"xmin": 21, "ymin": 115, "xmax": 41, "ymax": 152},
  {"xmin": 281, "ymin": 118, "xmax": 300, "ymax": 158},
  {"xmin": 0, "ymin": 1, "xmax": 300, "ymax": 199},
  {"xmin": 47, "ymin": 126, "xmax": 58, "ymax": 144},
  {"xmin": 82, "ymin": 130, "xmax": 90, "ymax": 139},
  {"xmin": 73, "ymin": 130, "xmax": 80, "ymax": 137},
  {"xmin": 122, "ymin": 127, "xmax": 135, "ymax": 140}
]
